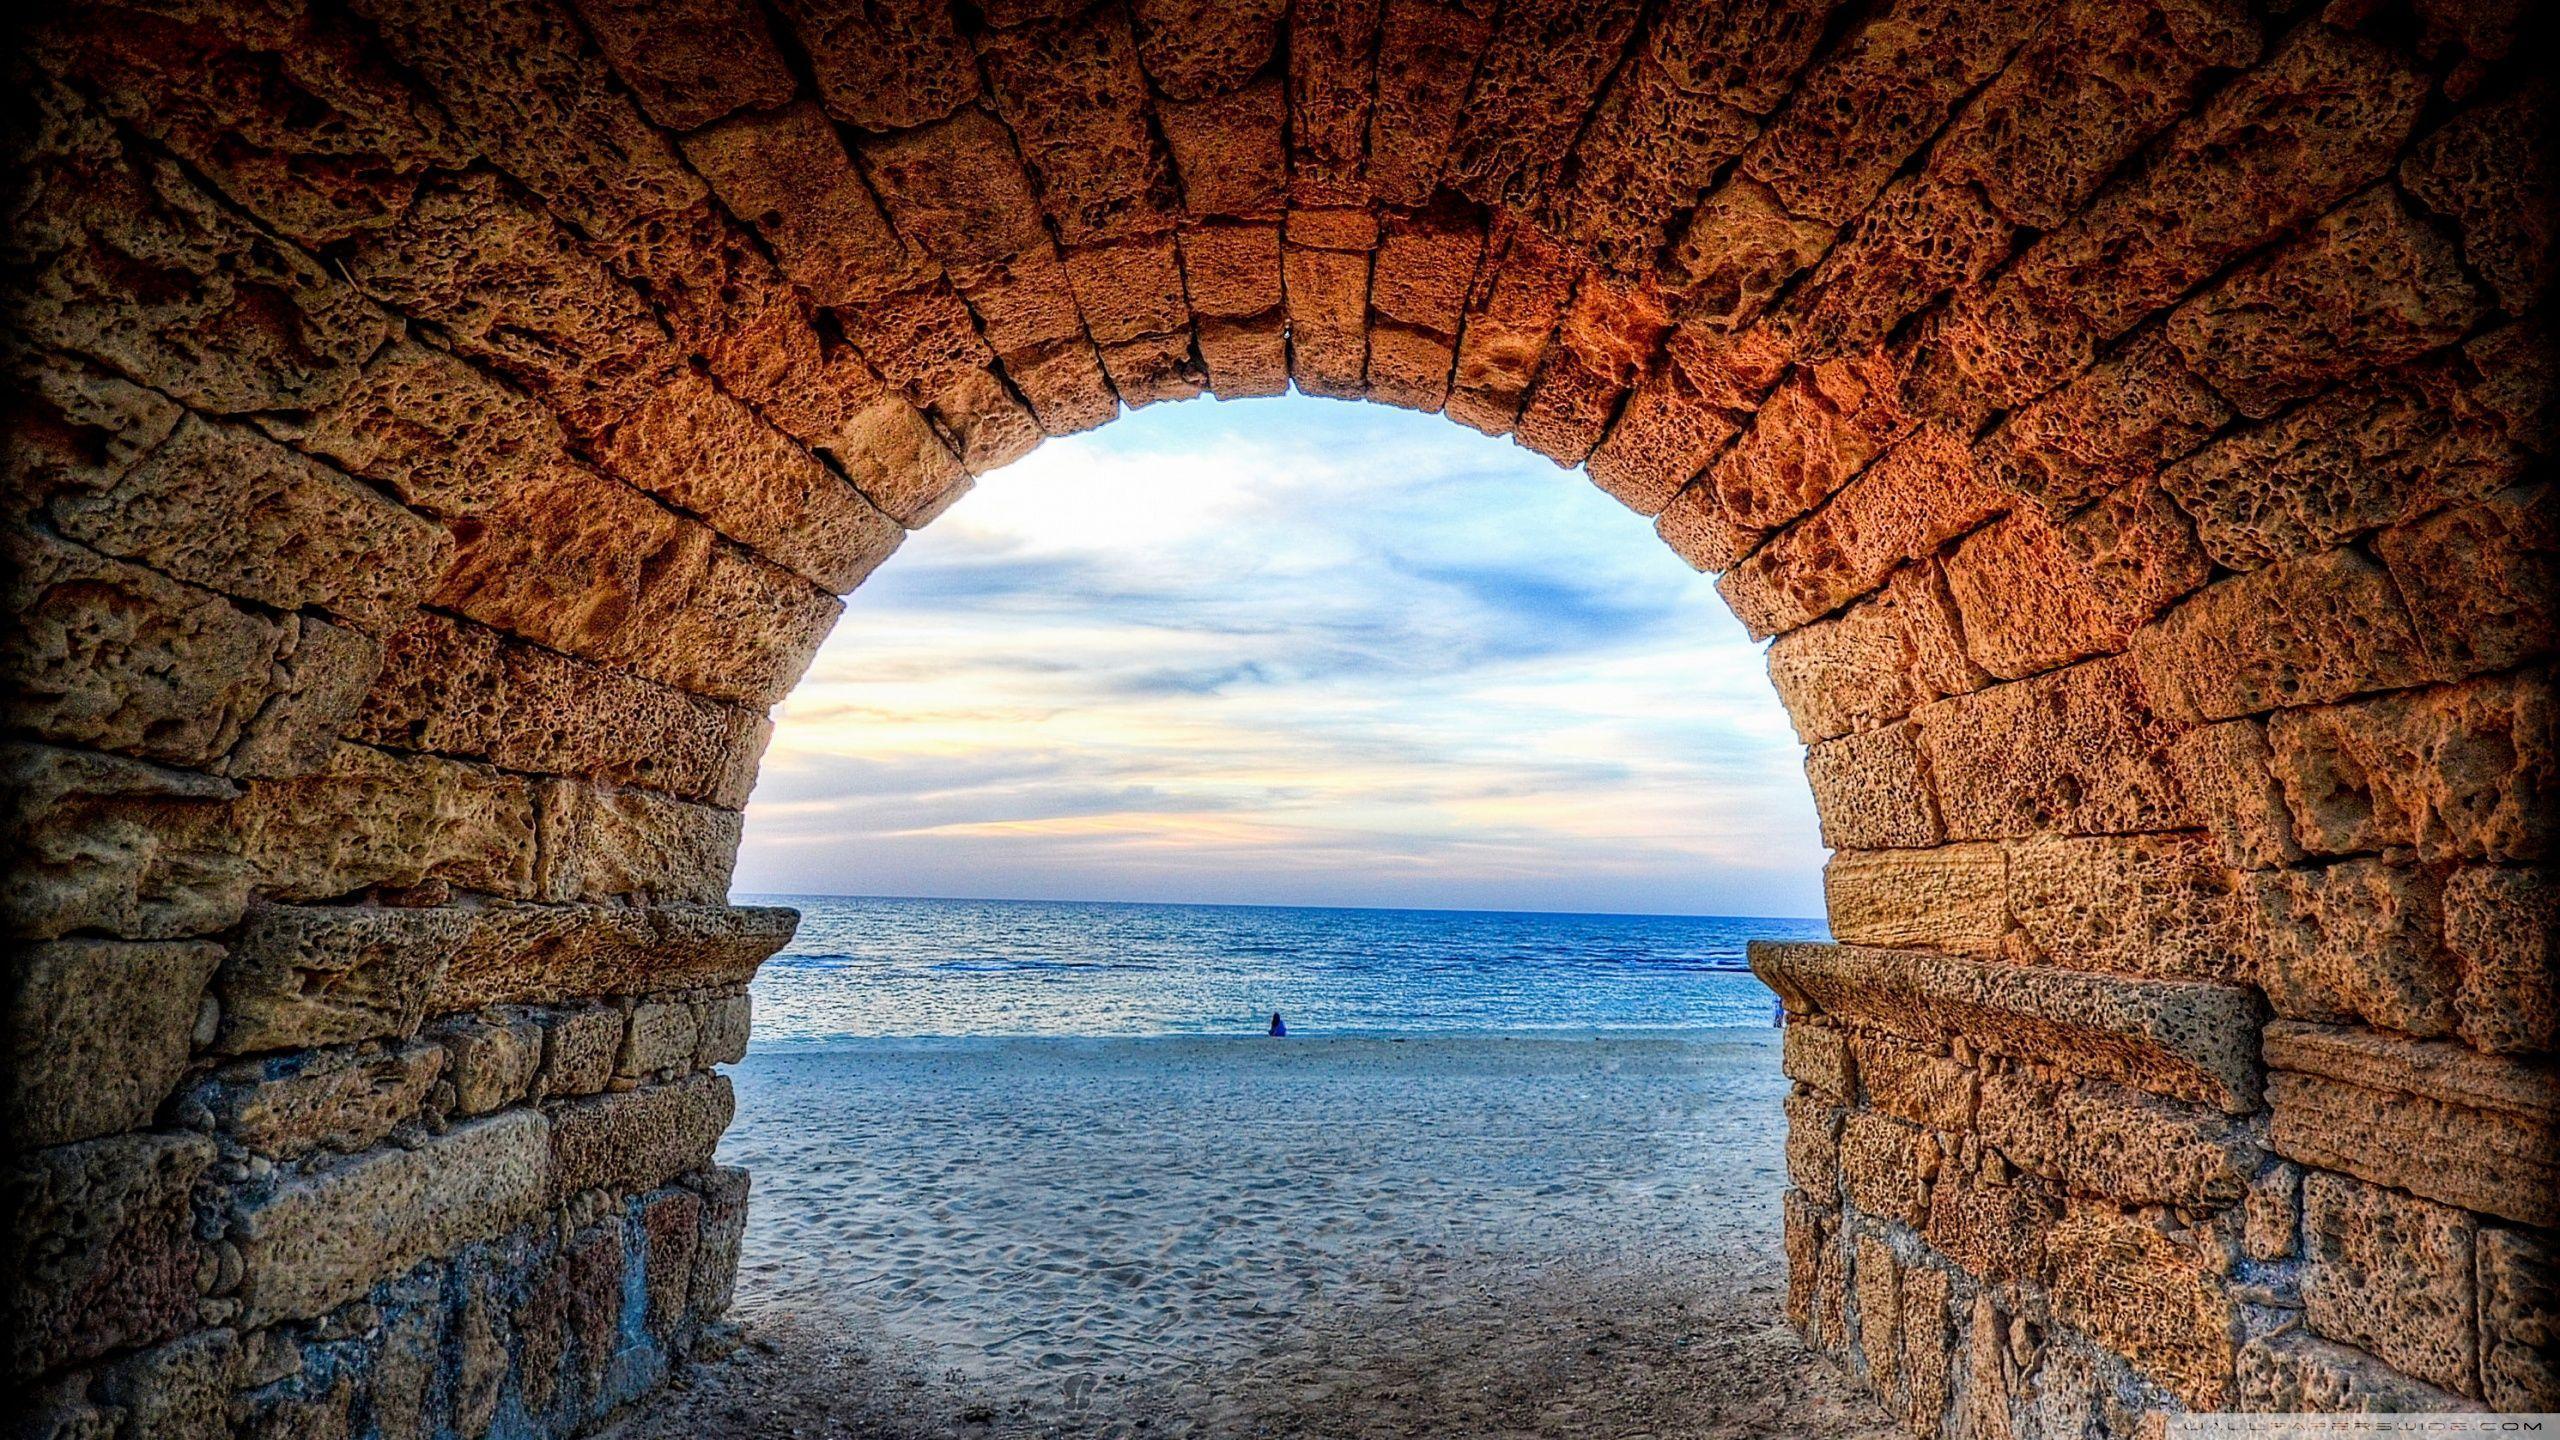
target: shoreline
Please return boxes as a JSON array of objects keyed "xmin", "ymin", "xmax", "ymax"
[{"xmin": 614, "ymin": 1027, "xmax": 1884, "ymax": 1438}]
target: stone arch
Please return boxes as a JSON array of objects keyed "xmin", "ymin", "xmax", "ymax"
[{"xmin": 3, "ymin": 0, "xmax": 2552, "ymax": 1434}]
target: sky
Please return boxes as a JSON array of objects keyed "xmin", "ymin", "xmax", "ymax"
[{"xmin": 731, "ymin": 395, "xmax": 1827, "ymax": 918}]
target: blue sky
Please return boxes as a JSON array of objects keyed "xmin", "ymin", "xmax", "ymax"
[{"xmin": 732, "ymin": 395, "xmax": 1826, "ymax": 918}]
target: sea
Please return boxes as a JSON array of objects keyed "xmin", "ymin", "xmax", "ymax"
[{"xmin": 736, "ymin": 894, "xmax": 1829, "ymax": 1046}]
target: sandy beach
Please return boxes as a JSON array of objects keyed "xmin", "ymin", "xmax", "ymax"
[{"xmin": 611, "ymin": 1030, "xmax": 1887, "ymax": 1438}]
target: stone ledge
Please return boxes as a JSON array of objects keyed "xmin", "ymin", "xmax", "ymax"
[
  {"xmin": 2264, "ymin": 1022, "xmax": 2557, "ymax": 1227},
  {"xmin": 1751, "ymin": 940, "xmax": 2262, "ymax": 1112}
]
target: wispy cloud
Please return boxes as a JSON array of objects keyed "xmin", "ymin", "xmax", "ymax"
[{"xmin": 733, "ymin": 396, "xmax": 1827, "ymax": 918}]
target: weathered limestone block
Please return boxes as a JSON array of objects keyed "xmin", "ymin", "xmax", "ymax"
[
  {"xmin": 1804, "ymin": 723, "xmax": 1941, "ymax": 851},
  {"xmin": 1363, "ymin": 0, "xmax": 1487, "ymax": 206},
  {"xmin": 2246, "ymin": 861, "xmax": 2452, "ymax": 1037},
  {"xmin": 1653, "ymin": 479, "xmax": 1767, "ymax": 573},
  {"xmin": 1852, "ymin": 1230, "xmax": 1904, "ymax": 1404},
  {"xmin": 1587, "ymin": 355, "xmax": 1745, "ymax": 517},
  {"xmin": 1883, "ymin": 562, "xmax": 1991, "ymax": 704},
  {"xmin": 1975, "ymin": 1069, "xmax": 2257, "ymax": 1207},
  {"xmin": 2168, "ymin": 185, "xmax": 2483, "ymax": 420},
  {"xmin": 1825, "ymin": 845, "xmax": 2007, "ymax": 956},
  {"xmin": 51, "ymin": 416, "xmax": 451, "ymax": 635},
  {"xmin": 1, "ymin": 743, "xmax": 251, "ymax": 943},
  {"xmin": 1783, "ymin": 1021, "xmax": 1855, "ymax": 1102},
  {"xmin": 2265, "ymin": 1023, "xmax": 2558, "ymax": 1227},
  {"xmin": 539, "ymin": 1005, "xmax": 627, "ymax": 1100},
  {"xmin": 1741, "ymin": 0, "xmax": 2049, "ymax": 226},
  {"xmin": 1896, "ymin": 275, "xmax": 2100, "ymax": 435},
  {"xmin": 197, "ymin": 1039, "xmax": 443, "ymax": 1157},
  {"xmin": 1287, "ymin": 208, "xmax": 1382, "ymax": 253},
  {"xmin": 2244, "ymin": 1160, "xmax": 2302, "ymax": 1262},
  {"xmin": 1848, "ymin": 1033, "xmax": 1974, "ymax": 1131},
  {"xmin": 2237, "ymin": 1331, "xmax": 2472, "ymax": 1413},
  {"xmin": 1916, "ymin": 656, "xmax": 2196, "ymax": 841},
  {"xmin": 1943, "ymin": 508, "xmax": 2140, "ymax": 680},
  {"xmin": 2302, "ymin": 1170, "xmax": 2480, "ymax": 1398},
  {"xmin": 534, "ymin": 781, "xmax": 740, "ymax": 906},
  {"xmin": 1126, "ymin": 0, "xmax": 1282, "ymax": 99},
  {"xmin": 1437, "ymin": 0, "xmax": 1641, "ymax": 211},
  {"xmin": 2, "ymin": 349, "xmax": 184, "ymax": 523},
  {"xmin": 1785, "ymin": 1090, "xmax": 1845, "ymax": 1196},
  {"xmin": 1710, "ymin": 353, "xmax": 1911, "ymax": 534},
  {"xmin": 1098, "ymin": 331, "xmax": 1208, "ymax": 408},
  {"xmin": 1365, "ymin": 323, "xmax": 1456, "ymax": 411},
  {"xmin": 1931, "ymin": 0, "xmax": 2257, "ymax": 231},
  {"xmin": 1838, "ymin": 1111, "xmax": 1929, "ymax": 1226},
  {"xmin": 352, "ymin": 0, "xmax": 701, "ymax": 234},
  {"xmin": 2446, "ymin": 865, "xmax": 2559, "ymax": 1055},
  {"xmin": 1666, "ymin": 177, "xmax": 1837, "ymax": 333},
  {"xmin": 1282, "ymin": 244, "xmax": 1372, "ymax": 398},
  {"xmin": 568, "ymin": 0, "xmax": 795, "ymax": 129},
  {"xmin": 233, "ymin": 1108, "xmax": 549, "ymax": 1328},
  {"xmin": 4, "ymin": 939, "xmax": 222, "ymax": 1148},
  {"xmin": 233, "ymin": 744, "xmax": 538, "ymax": 902},
  {"xmin": 1924, "ymin": 1166, "xmax": 2058, "ymax": 1290},
  {"xmin": 2, "ymin": 1129, "xmax": 214, "ymax": 1374},
  {"xmin": 2041, "ymin": 1203, "xmax": 2240, "ymax": 1409},
  {"xmin": 430, "ymin": 903, "xmax": 794, "ymax": 1011},
  {"xmin": 2169, "ymin": 719, "xmax": 2302, "ymax": 871},
  {"xmin": 620, "ymin": 1000, "xmax": 703, "ymax": 1083},
  {"xmin": 1544, "ymin": 49, "xmax": 1755, "ymax": 277},
  {"xmin": 13, "ymin": 83, "xmax": 396, "ymax": 415},
  {"xmin": 2018, "ymin": 24, "xmax": 2428, "ymax": 343},
  {"xmin": 1900, "ymin": 1259, "xmax": 1954, "ymax": 1435},
  {"xmin": 1752, "ymin": 941, "xmax": 2261, "ymax": 1111},
  {"xmin": 2001, "ymin": 831, "xmax": 2238, "ymax": 982},
  {"xmin": 212, "ymin": 903, "xmax": 467, "ymax": 1056},
  {"xmin": 856, "ymin": 111, "xmax": 1047, "ymax": 277},
  {"xmin": 688, "ymin": 1165, "xmax": 752, "ymax": 1324},
  {"xmin": 590, "ymin": 372, "xmax": 902, "ymax": 594},
  {"xmin": 1178, "ymin": 223, "xmax": 1283, "ymax": 322},
  {"xmin": 617, "ymin": 543, "xmax": 843, "ymax": 709},
  {"xmin": 4, "ymin": 524, "xmax": 314, "ymax": 771},
  {"xmin": 2377, "ymin": 484, "xmax": 2555, "ymax": 681},
  {"xmin": 2135, "ymin": 550, "xmax": 2439, "ymax": 723},
  {"xmin": 2400, "ymin": 81, "xmax": 2553, "ymax": 315},
  {"xmin": 771, "ymin": 0, "xmax": 976, "ymax": 131},
  {"xmin": 548, "ymin": 1071, "xmax": 732, "ymax": 1201},
  {"xmin": 694, "ymin": 991, "xmax": 752, "ymax": 1069},
  {"xmin": 1719, "ymin": 428, "xmax": 2006, "ymax": 639},
  {"xmin": 1196, "ymin": 314, "xmax": 1291, "ymax": 400},
  {"xmin": 1781, "ymin": 176, "xmax": 2009, "ymax": 364},
  {"xmin": 1157, "ymin": 81, "xmax": 1286, "ymax": 218},
  {"xmin": 1766, "ymin": 594, "xmax": 1920, "ymax": 743},
  {"xmin": 2479, "ymin": 1227, "xmax": 2560, "ymax": 1412},
  {"xmin": 976, "ymin": 3, "xmax": 1177, "ymax": 245},
  {"xmin": 2164, "ymin": 358, "xmax": 2524, "ymax": 574},
  {"xmin": 2268, "ymin": 672, "xmax": 2554, "ymax": 863},
  {"xmin": 1447, "ymin": 223, "xmax": 1575, "ymax": 428},
  {"xmin": 2053, "ymin": 477, "xmax": 2213, "ymax": 631},
  {"xmin": 1513, "ymin": 278, "xmax": 1669, "ymax": 465},
  {"xmin": 96, "ymin": 1324, "xmax": 240, "ymax": 1440},
  {"xmin": 1976, "ymin": 331, "xmax": 2232, "ymax": 517},
  {"xmin": 434, "ymin": 1011, "xmax": 544, "ymax": 1115},
  {"xmin": 275, "ymin": 339, "xmax": 565, "ymax": 522}
]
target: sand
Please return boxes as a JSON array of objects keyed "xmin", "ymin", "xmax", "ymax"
[{"xmin": 607, "ymin": 1031, "xmax": 1890, "ymax": 1439}]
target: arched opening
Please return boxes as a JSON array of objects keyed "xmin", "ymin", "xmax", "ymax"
[{"xmin": 4, "ymin": 0, "xmax": 2551, "ymax": 1436}]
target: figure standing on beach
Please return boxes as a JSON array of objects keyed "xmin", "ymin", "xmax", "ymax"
[{"xmin": 1269, "ymin": 1011, "xmax": 1286, "ymax": 1037}]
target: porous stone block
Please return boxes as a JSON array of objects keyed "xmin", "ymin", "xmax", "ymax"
[
  {"xmin": 2133, "ymin": 549, "xmax": 2439, "ymax": 723},
  {"xmin": 1783, "ymin": 1021, "xmax": 1855, "ymax": 1102},
  {"xmin": 540, "ymin": 1005, "xmax": 627, "ymax": 1100},
  {"xmin": 1666, "ymin": 177, "xmax": 1835, "ymax": 332},
  {"xmin": 2265, "ymin": 1023, "xmax": 2558, "ymax": 1228},
  {"xmin": 2237, "ymin": 1331, "xmax": 2471, "ymax": 1413},
  {"xmin": 2245, "ymin": 861, "xmax": 2452, "ymax": 1037},
  {"xmin": 694, "ymin": 991, "xmax": 752, "ymax": 1069},
  {"xmin": 1545, "ymin": 49, "xmax": 1755, "ymax": 277},
  {"xmin": 535, "ymin": 780, "xmax": 741, "ymax": 907},
  {"xmin": 1848, "ymin": 1033, "xmax": 1975, "ymax": 1132},
  {"xmin": 1977, "ymin": 331, "xmax": 2232, "ymax": 516},
  {"xmin": 1438, "ymin": 0, "xmax": 1642, "ymax": 211},
  {"xmin": 2446, "ymin": 865, "xmax": 2559, "ymax": 1055},
  {"xmin": 2400, "ymin": 81, "xmax": 2552, "ymax": 315},
  {"xmin": 233, "ymin": 743, "xmax": 539, "ymax": 903},
  {"xmin": 976, "ymin": 3, "xmax": 1176, "ymax": 244},
  {"xmin": 5, "ymin": 938, "xmax": 223, "ymax": 1147},
  {"xmin": 1803, "ymin": 723, "xmax": 1941, "ymax": 851},
  {"xmin": 1179, "ymin": 222, "xmax": 1282, "ymax": 319},
  {"xmin": 1780, "ymin": 175, "xmax": 2009, "ymax": 363},
  {"xmin": 689, "ymin": 1165, "xmax": 752, "ymax": 1324},
  {"xmin": 2168, "ymin": 719, "xmax": 2302, "ymax": 872},
  {"xmin": 1097, "ymin": 332, "xmax": 1207, "ymax": 407},
  {"xmin": 2041, "ymin": 1203, "xmax": 2239, "ymax": 1409},
  {"xmin": 2376, "ymin": 484, "xmax": 2555, "ymax": 681},
  {"xmin": 548, "ymin": 1071, "xmax": 733, "ymax": 1202},
  {"xmin": 1587, "ymin": 362, "xmax": 1742, "ymax": 518},
  {"xmin": 430, "ymin": 903, "xmax": 795, "ymax": 1012},
  {"xmin": 1371, "ymin": 203, "xmax": 1484, "ymax": 333},
  {"xmin": 568, "ymin": 0, "xmax": 794, "ymax": 130},
  {"xmin": 2053, "ymin": 478, "xmax": 2212, "ymax": 631},
  {"xmin": 1364, "ymin": 323, "xmax": 1456, "ymax": 411},
  {"xmin": 1766, "ymin": 595, "xmax": 1921, "ymax": 743},
  {"xmin": 1654, "ymin": 480, "xmax": 1767, "ymax": 573},
  {"xmin": 2302, "ymin": 1170, "xmax": 2480, "ymax": 1398},
  {"xmin": 620, "ymin": 1000, "xmax": 703, "ymax": 1083},
  {"xmin": 2478, "ymin": 1227, "xmax": 2560, "ymax": 1412},
  {"xmin": 1975, "ymin": 1069, "xmax": 2258, "ymax": 1208},
  {"xmin": 774, "ymin": 0, "xmax": 977, "ymax": 131},
  {"xmin": 1366, "ymin": 0, "xmax": 1490, "ymax": 205},
  {"xmin": 2244, "ymin": 1161, "xmax": 2301, "ymax": 1262},
  {"xmin": 234, "ymin": 1109, "xmax": 549, "ymax": 1327},
  {"xmin": 682, "ymin": 105, "xmax": 915, "ymax": 305},
  {"xmin": 1923, "ymin": 1167, "xmax": 2057, "ymax": 1289},
  {"xmin": 1196, "ymin": 314, "xmax": 1291, "ymax": 399},
  {"xmin": 434, "ymin": 1010, "xmax": 543, "ymax": 1115},
  {"xmin": 2268, "ymin": 672, "xmax": 2554, "ymax": 864},
  {"xmin": 2, "ymin": 1129, "xmax": 215, "ymax": 1373},
  {"xmin": 1825, "ymin": 845, "xmax": 2008, "ymax": 956},
  {"xmin": 1711, "ymin": 353, "xmax": 1912, "ymax": 533},
  {"xmin": 1943, "ymin": 508, "xmax": 2139, "ymax": 680},
  {"xmin": 197, "ymin": 1039, "xmax": 443, "ymax": 1157},
  {"xmin": 1, "ymin": 742, "xmax": 251, "ymax": 943},
  {"xmin": 209, "ymin": 904, "xmax": 458, "ymax": 1056},
  {"xmin": 1785, "ymin": 1089, "xmax": 1845, "ymax": 1196},
  {"xmin": 1838, "ymin": 1111, "xmax": 1929, "ymax": 1226},
  {"xmin": 1900, "ymin": 1259, "xmax": 1954, "ymax": 1435},
  {"xmin": 1753, "ymin": 941, "xmax": 2261, "ymax": 1112},
  {"xmin": 1282, "ymin": 244, "xmax": 1371, "ymax": 398},
  {"xmin": 1915, "ymin": 657, "xmax": 2195, "ymax": 842},
  {"xmin": 1158, "ymin": 81, "xmax": 1286, "ymax": 219},
  {"xmin": 2001, "ymin": 831, "xmax": 2240, "ymax": 983},
  {"xmin": 2166, "ymin": 186, "xmax": 2483, "ymax": 421}
]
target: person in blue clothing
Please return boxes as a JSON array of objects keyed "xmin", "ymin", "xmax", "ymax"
[{"xmin": 1268, "ymin": 1011, "xmax": 1286, "ymax": 1037}]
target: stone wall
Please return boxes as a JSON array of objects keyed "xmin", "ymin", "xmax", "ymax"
[{"xmin": 2, "ymin": 0, "xmax": 2550, "ymax": 1435}]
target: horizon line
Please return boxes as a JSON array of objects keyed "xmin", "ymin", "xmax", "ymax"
[{"xmin": 728, "ymin": 888, "xmax": 1831, "ymax": 926}]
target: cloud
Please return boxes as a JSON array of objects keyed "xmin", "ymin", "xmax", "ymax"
[{"xmin": 736, "ymin": 397, "xmax": 1828, "ymax": 918}]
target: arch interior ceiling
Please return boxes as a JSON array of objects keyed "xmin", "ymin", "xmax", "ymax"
[{"xmin": 2, "ymin": 0, "xmax": 2553, "ymax": 1435}]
